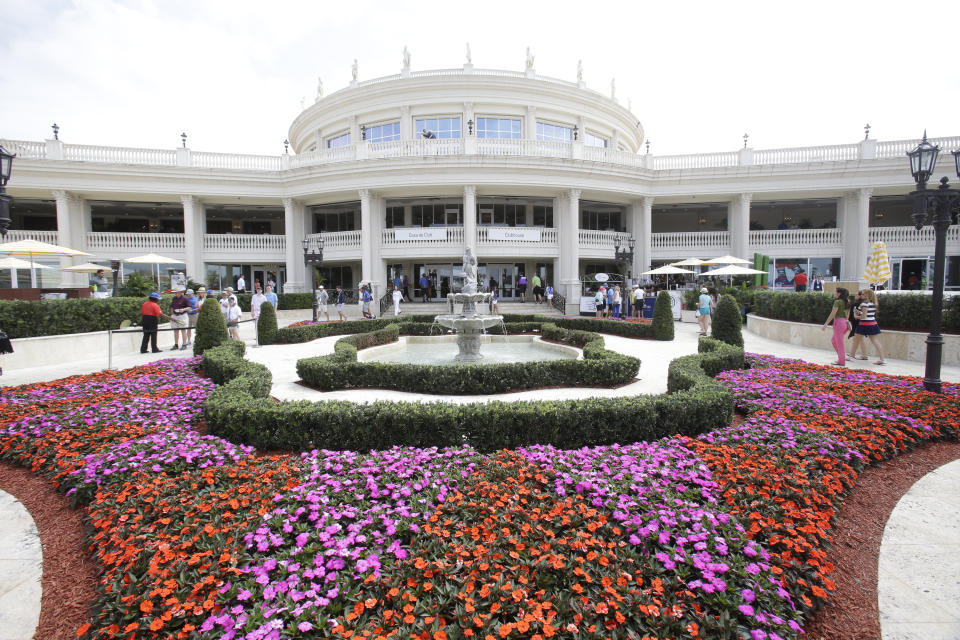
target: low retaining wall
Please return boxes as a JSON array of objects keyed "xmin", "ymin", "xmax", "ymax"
[
  {"xmin": 747, "ymin": 313, "xmax": 960, "ymax": 365},
  {"xmin": 6, "ymin": 329, "xmax": 144, "ymax": 370}
]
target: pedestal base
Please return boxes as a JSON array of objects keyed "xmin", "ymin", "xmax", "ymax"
[{"xmin": 454, "ymin": 332, "xmax": 484, "ymax": 362}]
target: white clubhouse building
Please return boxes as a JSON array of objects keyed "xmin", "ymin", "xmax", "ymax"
[{"xmin": 3, "ymin": 61, "xmax": 959, "ymax": 309}]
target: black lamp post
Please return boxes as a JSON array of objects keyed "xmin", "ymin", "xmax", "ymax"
[
  {"xmin": 302, "ymin": 235, "xmax": 325, "ymax": 322},
  {"xmin": 907, "ymin": 133, "xmax": 960, "ymax": 393},
  {"xmin": 613, "ymin": 234, "xmax": 636, "ymax": 313},
  {"xmin": 0, "ymin": 144, "xmax": 16, "ymax": 237}
]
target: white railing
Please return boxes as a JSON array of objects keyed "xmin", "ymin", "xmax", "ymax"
[
  {"xmin": 651, "ymin": 231, "xmax": 730, "ymax": 250},
  {"xmin": 578, "ymin": 229, "xmax": 632, "ymax": 250},
  {"xmin": 0, "ymin": 139, "xmax": 47, "ymax": 159},
  {"xmin": 652, "ymin": 152, "xmax": 739, "ymax": 170},
  {"xmin": 2, "ymin": 229, "xmax": 60, "ymax": 244},
  {"xmin": 289, "ymin": 145, "xmax": 357, "ymax": 167},
  {"xmin": 192, "ymin": 152, "xmax": 283, "ymax": 171},
  {"xmin": 203, "ymin": 234, "xmax": 286, "ymax": 253},
  {"xmin": 314, "ymin": 230, "xmax": 362, "ymax": 250},
  {"xmin": 749, "ymin": 228, "xmax": 842, "ymax": 248},
  {"xmin": 85, "ymin": 232, "xmax": 185, "ymax": 251},
  {"xmin": 477, "ymin": 227, "xmax": 559, "ymax": 244},
  {"xmin": 869, "ymin": 225, "xmax": 960, "ymax": 246},
  {"xmin": 381, "ymin": 226, "xmax": 465, "ymax": 246},
  {"xmin": 64, "ymin": 144, "xmax": 177, "ymax": 166},
  {"xmin": 753, "ymin": 144, "xmax": 859, "ymax": 164},
  {"xmin": 876, "ymin": 136, "xmax": 960, "ymax": 159},
  {"xmin": 370, "ymin": 138, "xmax": 462, "ymax": 157}
]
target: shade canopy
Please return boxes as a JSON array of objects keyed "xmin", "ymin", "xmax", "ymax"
[
  {"xmin": 0, "ymin": 238, "xmax": 90, "ymax": 257},
  {"xmin": 0, "ymin": 257, "xmax": 52, "ymax": 269},
  {"xmin": 124, "ymin": 253, "xmax": 183, "ymax": 264},
  {"xmin": 670, "ymin": 258, "xmax": 710, "ymax": 266},
  {"xmin": 642, "ymin": 265, "xmax": 694, "ymax": 275},
  {"xmin": 863, "ymin": 242, "xmax": 892, "ymax": 285},
  {"xmin": 699, "ymin": 264, "xmax": 768, "ymax": 276},
  {"xmin": 703, "ymin": 254, "xmax": 752, "ymax": 265},
  {"xmin": 61, "ymin": 262, "xmax": 116, "ymax": 273}
]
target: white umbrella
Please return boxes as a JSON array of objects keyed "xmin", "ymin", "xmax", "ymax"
[
  {"xmin": 61, "ymin": 262, "xmax": 116, "ymax": 273},
  {"xmin": 671, "ymin": 258, "xmax": 711, "ymax": 266},
  {"xmin": 704, "ymin": 254, "xmax": 752, "ymax": 265},
  {"xmin": 124, "ymin": 253, "xmax": 184, "ymax": 288},
  {"xmin": 0, "ymin": 257, "xmax": 53, "ymax": 270},
  {"xmin": 699, "ymin": 265, "xmax": 767, "ymax": 276},
  {"xmin": 643, "ymin": 265, "xmax": 694, "ymax": 275},
  {"xmin": 0, "ymin": 238, "xmax": 91, "ymax": 287}
]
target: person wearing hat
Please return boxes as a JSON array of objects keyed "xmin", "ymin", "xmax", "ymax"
[
  {"xmin": 316, "ymin": 285, "xmax": 330, "ymax": 322},
  {"xmin": 250, "ymin": 285, "xmax": 268, "ymax": 328},
  {"xmin": 186, "ymin": 288, "xmax": 201, "ymax": 346},
  {"xmin": 697, "ymin": 287, "xmax": 713, "ymax": 336},
  {"xmin": 140, "ymin": 292, "xmax": 176, "ymax": 354}
]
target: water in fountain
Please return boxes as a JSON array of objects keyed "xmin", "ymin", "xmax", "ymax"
[{"xmin": 434, "ymin": 248, "xmax": 504, "ymax": 362}]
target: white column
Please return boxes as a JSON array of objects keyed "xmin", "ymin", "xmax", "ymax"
[
  {"xmin": 283, "ymin": 197, "xmax": 308, "ymax": 292},
  {"xmin": 53, "ymin": 190, "xmax": 85, "ymax": 287},
  {"xmin": 525, "ymin": 106, "xmax": 537, "ymax": 140},
  {"xmin": 400, "ymin": 106, "xmax": 412, "ymax": 139},
  {"xmin": 559, "ymin": 189, "xmax": 582, "ymax": 309},
  {"xmin": 839, "ymin": 188, "xmax": 872, "ymax": 282},
  {"xmin": 359, "ymin": 189, "xmax": 373, "ymax": 284},
  {"xmin": 728, "ymin": 193, "xmax": 752, "ymax": 259},
  {"xmin": 463, "ymin": 185, "xmax": 477, "ymax": 255},
  {"xmin": 369, "ymin": 193, "xmax": 385, "ymax": 298},
  {"xmin": 180, "ymin": 195, "xmax": 204, "ymax": 281},
  {"xmin": 628, "ymin": 197, "xmax": 653, "ymax": 277}
]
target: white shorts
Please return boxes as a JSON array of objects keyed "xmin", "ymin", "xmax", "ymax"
[
  {"xmin": 319, "ymin": 303, "xmax": 328, "ymax": 312},
  {"xmin": 172, "ymin": 313, "xmax": 188, "ymax": 326}
]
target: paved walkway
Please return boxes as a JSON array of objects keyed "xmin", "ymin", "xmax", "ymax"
[{"xmin": 1, "ymin": 318, "xmax": 958, "ymax": 639}]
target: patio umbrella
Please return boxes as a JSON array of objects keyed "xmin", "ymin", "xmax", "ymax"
[
  {"xmin": 61, "ymin": 262, "xmax": 116, "ymax": 273},
  {"xmin": 703, "ymin": 254, "xmax": 752, "ymax": 265},
  {"xmin": 699, "ymin": 265, "xmax": 768, "ymax": 277},
  {"xmin": 670, "ymin": 258, "xmax": 711, "ymax": 266},
  {"xmin": 124, "ymin": 253, "xmax": 184, "ymax": 288},
  {"xmin": 863, "ymin": 242, "xmax": 892, "ymax": 288},
  {"xmin": 0, "ymin": 257, "xmax": 53, "ymax": 270},
  {"xmin": 0, "ymin": 238, "xmax": 91, "ymax": 287},
  {"xmin": 642, "ymin": 265, "xmax": 694, "ymax": 275}
]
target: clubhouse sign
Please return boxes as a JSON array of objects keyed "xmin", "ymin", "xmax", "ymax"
[{"xmin": 486, "ymin": 228, "xmax": 542, "ymax": 242}]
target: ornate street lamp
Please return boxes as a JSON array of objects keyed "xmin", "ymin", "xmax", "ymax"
[
  {"xmin": 302, "ymin": 235, "xmax": 325, "ymax": 322},
  {"xmin": 0, "ymin": 144, "xmax": 16, "ymax": 237},
  {"xmin": 613, "ymin": 234, "xmax": 636, "ymax": 313},
  {"xmin": 907, "ymin": 133, "xmax": 960, "ymax": 393}
]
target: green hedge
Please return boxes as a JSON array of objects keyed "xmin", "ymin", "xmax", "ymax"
[
  {"xmin": 753, "ymin": 290, "xmax": 960, "ymax": 331},
  {"xmin": 203, "ymin": 331, "xmax": 739, "ymax": 453},
  {"xmin": 0, "ymin": 296, "xmax": 174, "ymax": 339},
  {"xmin": 234, "ymin": 292, "xmax": 315, "ymax": 312},
  {"xmin": 296, "ymin": 322, "xmax": 639, "ymax": 395}
]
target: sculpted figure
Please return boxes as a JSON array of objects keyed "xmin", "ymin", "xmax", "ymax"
[
  {"xmin": 316, "ymin": 76, "xmax": 323, "ymax": 99},
  {"xmin": 577, "ymin": 59, "xmax": 583, "ymax": 82},
  {"xmin": 351, "ymin": 59, "xmax": 358, "ymax": 82},
  {"xmin": 466, "ymin": 42, "xmax": 472, "ymax": 64},
  {"xmin": 462, "ymin": 247, "xmax": 478, "ymax": 292},
  {"xmin": 525, "ymin": 47, "xmax": 534, "ymax": 70},
  {"xmin": 403, "ymin": 46, "xmax": 411, "ymax": 70}
]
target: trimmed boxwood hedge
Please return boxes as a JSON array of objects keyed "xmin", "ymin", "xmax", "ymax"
[
  {"xmin": 753, "ymin": 290, "xmax": 960, "ymax": 332},
  {"xmin": 202, "ymin": 331, "xmax": 739, "ymax": 453},
  {"xmin": 296, "ymin": 322, "xmax": 640, "ymax": 395},
  {"xmin": 0, "ymin": 296, "xmax": 174, "ymax": 339}
]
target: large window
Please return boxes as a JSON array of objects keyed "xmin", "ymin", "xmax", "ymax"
[
  {"xmin": 479, "ymin": 203, "xmax": 526, "ymax": 226},
  {"xmin": 385, "ymin": 206, "xmax": 405, "ymax": 228},
  {"xmin": 584, "ymin": 132, "xmax": 607, "ymax": 148},
  {"xmin": 537, "ymin": 122, "xmax": 573, "ymax": 143},
  {"xmin": 581, "ymin": 208, "xmax": 623, "ymax": 231},
  {"xmin": 313, "ymin": 210, "xmax": 356, "ymax": 232},
  {"xmin": 476, "ymin": 118, "xmax": 521, "ymax": 139},
  {"xmin": 533, "ymin": 205, "xmax": 554, "ymax": 227},
  {"xmin": 327, "ymin": 132, "xmax": 351, "ymax": 148},
  {"xmin": 366, "ymin": 122, "xmax": 400, "ymax": 143},
  {"xmin": 412, "ymin": 203, "xmax": 462, "ymax": 226},
  {"xmin": 415, "ymin": 117, "xmax": 461, "ymax": 139}
]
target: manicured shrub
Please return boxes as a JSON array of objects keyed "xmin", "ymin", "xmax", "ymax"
[
  {"xmin": 193, "ymin": 298, "xmax": 229, "ymax": 356},
  {"xmin": 235, "ymin": 292, "xmax": 316, "ymax": 312},
  {"xmin": 0, "ymin": 296, "xmax": 173, "ymax": 339},
  {"xmin": 256, "ymin": 301, "xmax": 278, "ymax": 345},
  {"xmin": 712, "ymin": 294, "xmax": 744, "ymax": 347},
  {"xmin": 652, "ymin": 290, "xmax": 675, "ymax": 340}
]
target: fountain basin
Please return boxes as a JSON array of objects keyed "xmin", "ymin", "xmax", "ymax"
[
  {"xmin": 435, "ymin": 314, "xmax": 504, "ymax": 333},
  {"xmin": 358, "ymin": 335, "xmax": 581, "ymax": 366}
]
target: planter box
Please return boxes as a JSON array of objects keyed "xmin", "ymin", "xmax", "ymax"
[{"xmin": 746, "ymin": 313, "xmax": 960, "ymax": 365}]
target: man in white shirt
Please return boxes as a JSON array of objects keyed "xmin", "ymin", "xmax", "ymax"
[
  {"xmin": 236, "ymin": 275, "xmax": 246, "ymax": 293},
  {"xmin": 316, "ymin": 285, "xmax": 330, "ymax": 322},
  {"xmin": 250, "ymin": 286, "xmax": 267, "ymax": 324}
]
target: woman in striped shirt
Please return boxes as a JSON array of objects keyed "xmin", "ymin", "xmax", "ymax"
[{"xmin": 850, "ymin": 289, "xmax": 886, "ymax": 365}]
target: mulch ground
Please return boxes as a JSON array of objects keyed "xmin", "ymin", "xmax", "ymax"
[{"xmin": 1, "ymin": 439, "xmax": 958, "ymax": 639}]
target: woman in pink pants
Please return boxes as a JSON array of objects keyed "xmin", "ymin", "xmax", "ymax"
[{"xmin": 821, "ymin": 287, "xmax": 851, "ymax": 366}]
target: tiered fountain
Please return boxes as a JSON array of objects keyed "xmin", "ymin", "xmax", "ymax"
[{"xmin": 435, "ymin": 248, "xmax": 504, "ymax": 362}]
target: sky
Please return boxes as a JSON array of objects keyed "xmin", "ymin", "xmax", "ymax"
[{"xmin": 1, "ymin": 0, "xmax": 958, "ymax": 157}]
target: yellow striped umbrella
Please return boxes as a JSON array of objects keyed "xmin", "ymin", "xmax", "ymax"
[{"xmin": 863, "ymin": 242, "xmax": 892, "ymax": 285}]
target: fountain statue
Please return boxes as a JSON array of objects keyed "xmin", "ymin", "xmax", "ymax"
[{"xmin": 435, "ymin": 247, "xmax": 504, "ymax": 362}]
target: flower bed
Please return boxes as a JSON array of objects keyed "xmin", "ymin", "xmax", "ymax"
[{"xmin": 1, "ymin": 354, "xmax": 957, "ymax": 639}]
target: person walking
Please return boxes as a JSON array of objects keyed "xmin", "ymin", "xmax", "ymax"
[
  {"xmin": 335, "ymin": 286, "xmax": 347, "ymax": 321},
  {"xmin": 236, "ymin": 274, "xmax": 246, "ymax": 293},
  {"xmin": 392, "ymin": 285, "xmax": 404, "ymax": 316},
  {"xmin": 250, "ymin": 285, "xmax": 267, "ymax": 330},
  {"xmin": 821, "ymin": 287, "xmax": 851, "ymax": 366},
  {"xmin": 697, "ymin": 287, "xmax": 712, "ymax": 336},
  {"xmin": 518, "ymin": 273, "xmax": 527, "ymax": 303},
  {"xmin": 545, "ymin": 283, "xmax": 554, "ymax": 307},
  {"xmin": 531, "ymin": 273, "xmax": 542, "ymax": 303},
  {"xmin": 361, "ymin": 286, "xmax": 373, "ymax": 318},
  {"xmin": 419, "ymin": 274, "xmax": 430, "ymax": 303},
  {"xmin": 225, "ymin": 298, "xmax": 242, "ymax": 340},
  {"xmin": 140, "ymin": 292, "xmax": 176, "ymax": 354},
  {"xmin": 846, "ymin": 290, "xmax": 866, "ymax": 360},
  {"xmin": 612, "ymin": 285, "xmax": 622, "ymax": 319},
  {"xmin": 170, "ymin": 289, "xmax": 191, "ymax": 351},
  {"xmin": 316, "ymin": 285, "xmax": 330, "ymax": 322},
  {"xmin": 850, "ymin": 289, "xmax": 886, "ymax": 365},
  {"xmin": 264, "ymin": 284, "xmax": 279, "ymax": 311}
]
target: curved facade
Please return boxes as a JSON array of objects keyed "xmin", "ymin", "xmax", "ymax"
[{"xmin": 3, "ymin": 66, "xmax": 959, "ymax": 306}]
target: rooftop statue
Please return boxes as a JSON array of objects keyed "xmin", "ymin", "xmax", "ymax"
[
  {"xmin": 577, "ymin": 59, "xmax": 583, "ymax": 83},
  {"xmin": 315, "ymin": 76, "xmax": 323, "ymax": 100},
  {"xmin": 351, "ymin": 59, "xmax": 358, "ymax": 82},
  {"xmin": 525, "ymin": 47, "xmax": 534, "ymax": 71},
  {"xmin": 402, "ymin": 46, "xmax": 410, "ymax": 71},
  {"xmin": 466, "ymin": 42, "xmax": 472, "ymax": 64}
]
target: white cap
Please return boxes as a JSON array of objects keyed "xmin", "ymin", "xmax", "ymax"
[{"xmin": 319, "ymin": 285, "xmax": 324, "ymax": 289}]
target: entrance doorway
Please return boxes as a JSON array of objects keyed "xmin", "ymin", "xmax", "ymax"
[
  {"xmin": 414, "ymin": 263, "xmax": 464, "ymax": 301},
  {"xmin": 480, "ymin": 263, "xmax": 527, "ymax": 300}
]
